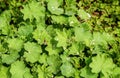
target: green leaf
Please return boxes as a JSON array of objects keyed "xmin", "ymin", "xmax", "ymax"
[
  {"xmin": 68, "ymin": 15, "xmax": 80, "ymax": 27},
  {"xmin": 60, "ymin": 54, "xmax": 71, "ymax": 63},
  {"xmin": 7, "ymin": 38, "xmax": 23, "ymax": 52},
  {"xmin": 47, "ymin": 55, "xmax": 61, "ymax": 66},
  {"xmin": 18, "ymin": 23, "xmax": 33, "ymax": 37},
  {"xmin": 47, "ymin": 0, "xmax": 64, "ymax": 15},
  {"xmin": 89, "ymin": 54, "xmax": 115, "ymax": 77},
  {"xmin": 55, "ymin": 76, "xmax": 64, "ymax": 78},
  {"xmin": 0, "ymin": 44, "xmax": 6, "ymax": 53},
  {"xmin": 38, "ymin": 53, "xmax": 47, "ymax": 64},
  {"xmin": 68, "ymin": 42, "xmax": 85, "ymax": 55},
  {"xmin": 71, "ymin": 57, "xmax": 81, "ymax": 68},
  {"xmin": 24, "ymin": 42, "xmax": 42, "ymax": 63},
  {"xmin": 45, "ymin": 42, "xmax": 62, "ymax": 55},
  {"xmin": 45, "ymin": 44, "xmax": 57, "ymax": 55},
  {"xmin": 2, "ymin": 52, "xmax": 19, "ymax": 64},
  {"xmin": 92, "ymin": 32, "xmax": 106, "ymax": 46},
  {"xmin": 51, "ymin": 15, "xmax": 68, "ymax": 25},
  {"xmin": 47, "ymin": 55, "xmax": 61, "ymax": 74},
  {"xmin": 64, "ymin": 0, "xmax": 77, "ymax": 15},
  {"xmin": 33, "ymin": 25, "xmax": 51, "ymax": 45},
  {"xmin": 21, "ymin": 1, "xmax": 45, "ymax": 22},
  {"xmin": 23, "ymin": 68, "xmax": 33, "ymax": 78},
  {"xmin": 10, "ymin": 61, "xmax": 33, "ymax": 78},
  {"xmin": 55, "ymin": 29, "xmax": 68, "ymax": 49},
  {"xmin": 0, "ymin": 65, "xmax": 10, "ymax": 78},
  {"xmin": 46, "ymin": 26, "xmax": 56, "ymax": 37},
  {"xmin": 74, "ymin": 24, "xmax": 92, "ymax": 46},
  {"xmin": 0, "ymin": 10, "xmax": 11, "ymax": 29},
  {"xmin": 60, "ymin": 62, "xmax": 75, "ymax": 77},
  {"xmin": 80, "ymin": 66, "xmax": 98, "ymax": 78},
  {"xmin": 91, "ymin": 32, "xmax": 113, "ymax": 48},
  {"xmin": 77, "ymin": 9, "xmax": 91, "ymax": 20},
  {"xmin": 74, "ymin": 70, "xmax": 81, "ymax": 78},
  {"xmin": 102, "ymin": 32, "xmax": 115, "ymax": 43},
  {"xmin": 37, "ymin": 65, "xmax": 45, "ymax": 78},
  {"xmin": 112, "ymin": 67, "xmax": 120, "ymax": 78},
  {"xmin": 0, "ymin": 10, "xmax": 11, "ymax": 35}
]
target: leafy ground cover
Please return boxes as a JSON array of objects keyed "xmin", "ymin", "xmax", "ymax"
[{"xmin": 0, "ymin": 0, "xmax": 120, "ymax": 78}]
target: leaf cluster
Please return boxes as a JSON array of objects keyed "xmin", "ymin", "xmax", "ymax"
[{"xmin": 0, "ymin": 0, "xmax": 120, "ymax": 78}]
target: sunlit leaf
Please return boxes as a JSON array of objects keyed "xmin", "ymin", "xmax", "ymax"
[
  {"xmin": 24, "ymin": 42, "xmax": 42, "ymax": 63},
  {"xmin": 89, "ymin": 54, "xmax": 115, "ymax": 77},
  {"xmin": 10, "ymin": 61, "xmax": 33, "ymax": 78},
  {"xmin": 47, "ymin": 0, "xmax": 64, "ymax": 15},
  {"xmin": 21, "ymin": 1, "xmax": 45, "ymax": 22},
  {"xmin": 60, "ymin": 62, "xmax": 75, "ymax": 77}
]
